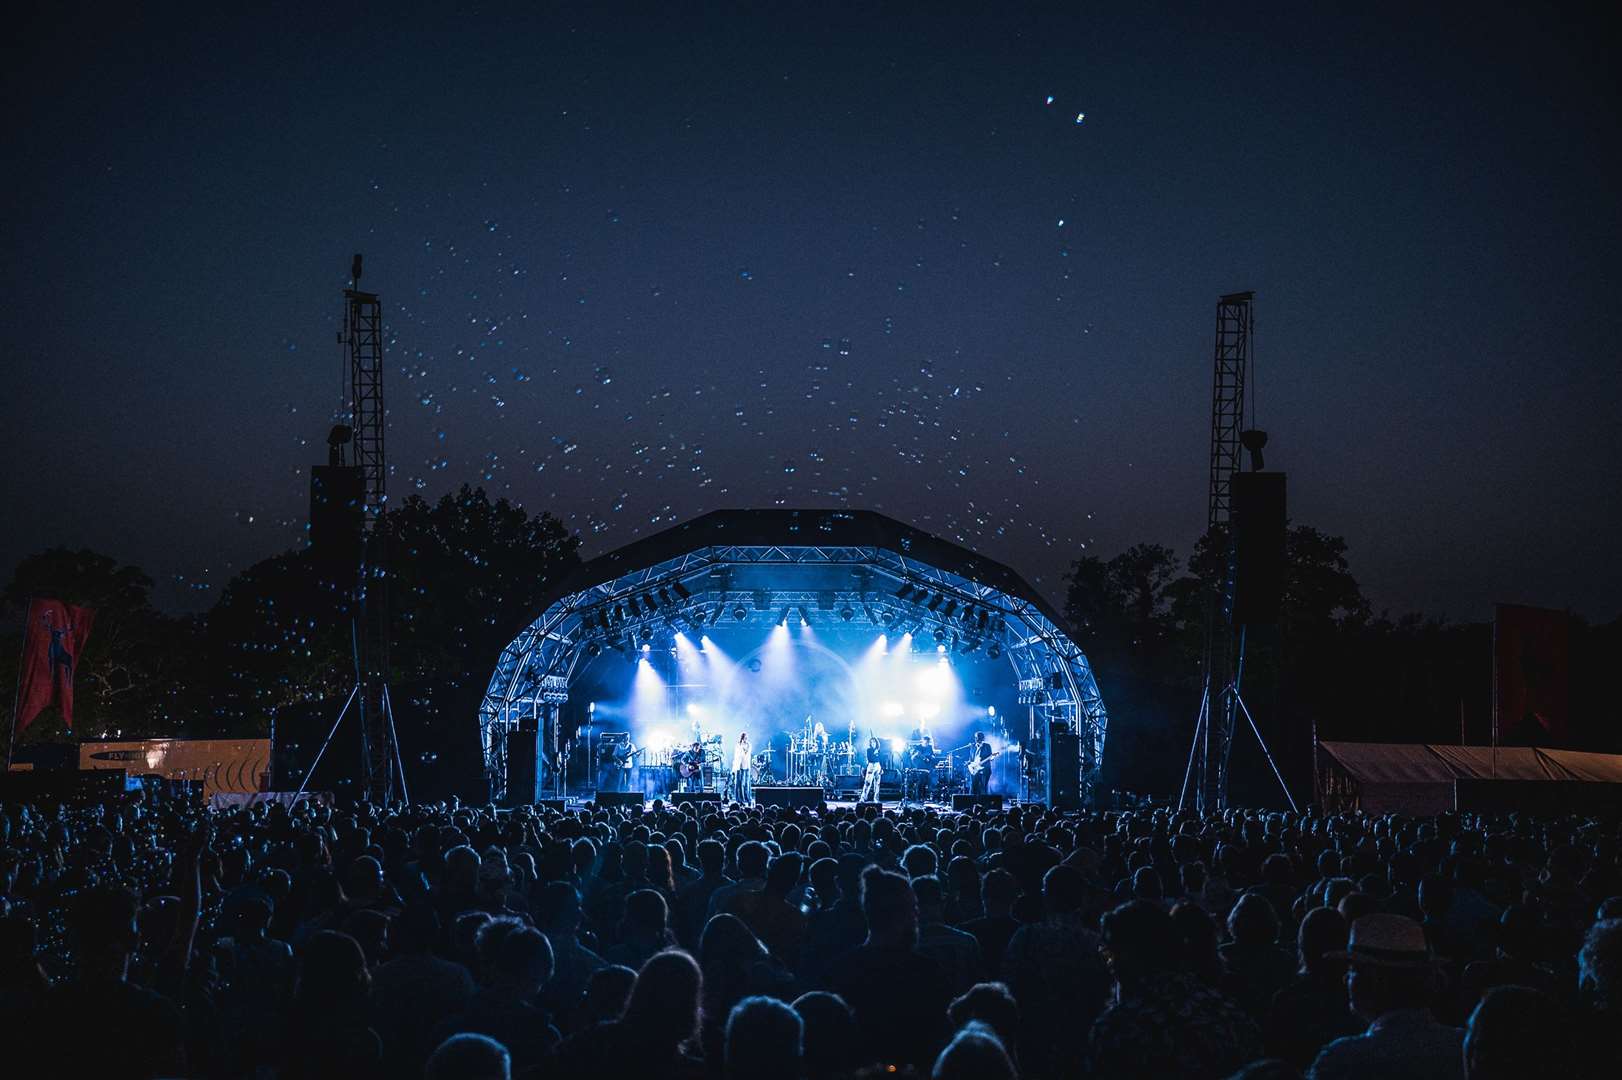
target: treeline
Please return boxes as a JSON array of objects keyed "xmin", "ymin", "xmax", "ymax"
[
  {"xmin": 1064, "ymin": 529, "xmax": 1622, "ymax": 803},
  {"xmin": 4, "ymin": 499, "xmax": 1617, "ymax": 805},
  {"xmin": 0, "ymin": 486, "xmax": 580, "ymax": 753}
]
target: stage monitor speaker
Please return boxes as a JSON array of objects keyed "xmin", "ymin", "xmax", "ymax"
[
  {"xmin": 593, "ymin": 791, "xmax": 646, "ymax": 810},
  {"xmin": 755, "ymin": 786, "xmax": 826, "ymax": 809},
  {"xmin": 505, "ymin": 728, "xmax": 541, "ymax": 807},
  {"xmin": 952, "ymin": 794, "xmax": 1005, "ymax": 812},
  {"xmin": 1046, "ymin": 725, "xmax": 1081, "ymax": 811},
  {"xmin": 1231, "ymin": 471, "xmax": 1286, "ymax": 625},
  {"xmin": 670, "ymin": 792, "xmax": 722, "ymax": 808},
  {"xmin": 309, "ymin": 465, "xmax": 364, "ymax": 567}
]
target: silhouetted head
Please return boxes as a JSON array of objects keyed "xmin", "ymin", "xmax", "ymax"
[
  {"xmin": 792, "ymin": 991, "xmax": 859, "ymax": 1079},
  {"xmin": 861, "ymin": 866, "xmax": 918, "ymax": 946},
  {"xmin": 622, "ymin": 949, "xmax": 702, "ymax": 1050},
  {"xmin": 425, "ymin": 1033, "xmax": 510, "ymax": 1080},
  {"xmin": 1465, "ymin": 985, "xmax": 1568, "ymax": 1080},
  {"xmin": 931, "ymin": 1020, "xmax": 1015, "ymax": 1080},
  {"xmin": 725, "ymin": 995, "xmax": 803, "ymax": 1080}
]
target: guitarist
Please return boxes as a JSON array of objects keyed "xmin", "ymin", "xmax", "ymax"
[
  {"xmin": 677, "ymin": 741, "xmax": 705, "ymax": 793},
  {"xmin": 969, "ymin": 731, "xmax": 994, "ymax": 795}
]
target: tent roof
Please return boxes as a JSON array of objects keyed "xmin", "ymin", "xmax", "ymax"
[
  {"xmin": 543, "ymin": 507, "xmax": 1074, "ymax": 633},
  {"xmin": 1318, "ymin": 742, "xmax": 1622, "ymax": 785}
]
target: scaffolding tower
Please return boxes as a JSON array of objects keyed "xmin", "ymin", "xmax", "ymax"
[
  {"xmin": 343, "ymin": 265, "xmax": 398, "ymax": 804},
  {"xmin": 1188, "ymin": 291, "xmax": 1252, "ymax": 813}
]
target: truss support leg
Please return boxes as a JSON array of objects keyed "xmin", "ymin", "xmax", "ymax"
[
  {"xmin": 383, "ymin": 683, "xmax": 409, "ymax": 805},
  {"xmin": 1179, "ymin": 680, "xmax": 1209, "ymax": 812},
  {"xmin": 295, "ymin": 683, "xmax": 358, "ymax": 799},
  {"xmin": 1234, "ymin": 689, "xmax": 1297, "ymax": 813}
]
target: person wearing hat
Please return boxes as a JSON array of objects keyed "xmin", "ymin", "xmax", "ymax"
[{"xmin": 1306, "ymin": 913, "xmax": 1463, "ymax": 1080}]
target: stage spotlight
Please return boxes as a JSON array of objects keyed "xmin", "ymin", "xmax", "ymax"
[
  {"xmin": 776, "ymin": 607, "xmax": 790, "ymax": 627},
  {"xmin": 987, "ymin": 706, "xmax": 997, "ymax": 717},
  {"xmin": 933, "ymin": 628, "xmax": 946, "ymax": 643},
  {"xmin": 937, "ymin": 643, "xmax": 948, "ymax": 654},
  {"xmin": 672, "ymin": 581, "xmax": 691, "ymax": 600},
  {"xmin": 699, "ymin": 634, "xmax": 712, "ymax": 650},
  {"xmin": 733, "ymin": 605, "xmax": 748, "ymax": 621},
  {"xmin": 895, "ymin": 583, "xmax": 915, "ymax": 601},
  {"xmin": 800, "ymin": 614, "xmax": 809, "ymax": 627},
  {"xmin": 900, "ymin": 630, "xmax": 913, "ymax": 641},
  {"xmin": 615, "ymin": 603, "xmax": 627, "ymax": 621},
  {"xmin": 987, "ymin": 642, "xmax": 1002, "ymax": 659},
  {"xmin": 926, "ymin": 593, "xmax": 944, "ymax": 611},
  {"xmin": 890, "ymin": 738, "xmax": 906, "ymax": 755},
  {"xmin": 658, "ymin": 587, "xmax": 674, "ymax": 606},
  {"xmin": 840, "ymin": 606, "xmax": 854, "ymax": 621},
  {"xmin": 641, "ymin": 642, "xmax": 652, "ymax": 653},
  {"xmin": 942, "ymin": 599, "xmax": 957, "ymax": 618},
  {"xmin": 586, "ymin": 641, "xmax": 602, "ymax": 657}
]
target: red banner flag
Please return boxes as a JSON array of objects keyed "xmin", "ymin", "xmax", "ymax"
[
  {"xmin": 14, "ymin": 599, "xmax": 95, "ymax": 735},
  {"xmin": 1492, "ymin": 603, "xmax": 1570, "ymax": 748}
]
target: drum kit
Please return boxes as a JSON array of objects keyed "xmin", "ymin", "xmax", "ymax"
[{"xmin": 781, "ymin": 716, "xmax": 861, "ymax": 788}]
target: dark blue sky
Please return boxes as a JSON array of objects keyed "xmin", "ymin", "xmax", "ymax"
[{"xmin": 5, "ymin": 3, "xmax": 1617, "ymax": 620}]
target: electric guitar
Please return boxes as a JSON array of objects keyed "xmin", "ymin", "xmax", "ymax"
[
  {"xmin": 965, "ymin": 748, "xmax": 1003, "ymax": 777},
  {"xmin": 609, "ymin": 745, "xmax": 644, "ymax": 768}
]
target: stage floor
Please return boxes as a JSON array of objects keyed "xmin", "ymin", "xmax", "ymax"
[{"xmin": 537, "ymin": 793, "xmax": 1029, "ymax": 812}]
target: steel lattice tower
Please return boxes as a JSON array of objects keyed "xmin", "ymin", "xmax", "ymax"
[
  {"xmin": 344, "ymin": 269, "xmax": 396, "ymax": 803},
  {"xmin": 1194, "ymin": 292, "xmax": 1252, "ymax": 811}
]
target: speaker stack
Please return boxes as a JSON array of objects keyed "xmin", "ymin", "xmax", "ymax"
[
  {"xmin": 504, "ymin": 725, "xmax": 542, "ymax": 807},
  {"xmin": 1046, "ymin": 724, "xmax": 1081, "ymax": 811},
  {"xmin": 1231, "ymin": 471, "xmax": 1287, "ymax": 625}
]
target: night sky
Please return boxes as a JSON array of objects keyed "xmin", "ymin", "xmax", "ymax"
[{"xmin": 6, "ymin": 4, "xmax": 1618, "ymax": 622}]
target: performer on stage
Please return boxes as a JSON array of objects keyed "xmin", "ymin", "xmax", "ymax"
[
  {"xmin": 678, "ymin": 740, "xmax": 705, "ymax": 793},
  {"xmin": 903, "ymin": 736, "xmax": 934, "ymax": 803},
  {"xmin": 859, "ymin": 736, "xmax": 884, "ymax": 803},
  {"xmin": 555, "ymin": 738, "xmax": 572, "ymax": 797},
  {"xmin": 969, "ymin": 730, "xmax": 993, "ymax": 795},
  {"xmin": 732, "ymin": 732, "xmax": 753, "ymax": 804}
]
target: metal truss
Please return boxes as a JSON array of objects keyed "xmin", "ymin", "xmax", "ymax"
[{"xmin": 479, "ymin": 542, "xmax": 1107, "ymax": 802}]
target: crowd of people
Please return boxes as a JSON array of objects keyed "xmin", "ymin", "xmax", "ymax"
[{"xmin": 1, "ymin": 788, "xmax": 1619, "ymax": 1079}]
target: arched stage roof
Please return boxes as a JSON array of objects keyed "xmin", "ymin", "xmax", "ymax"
[{"xmin": 481, "ymin": 508, "xmax": 1108, "ymax": 800}]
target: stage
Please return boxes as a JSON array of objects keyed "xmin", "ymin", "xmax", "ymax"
[{"xmin": 482, "ymin": 509, "xmax": 1108, "ymax": 809}]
